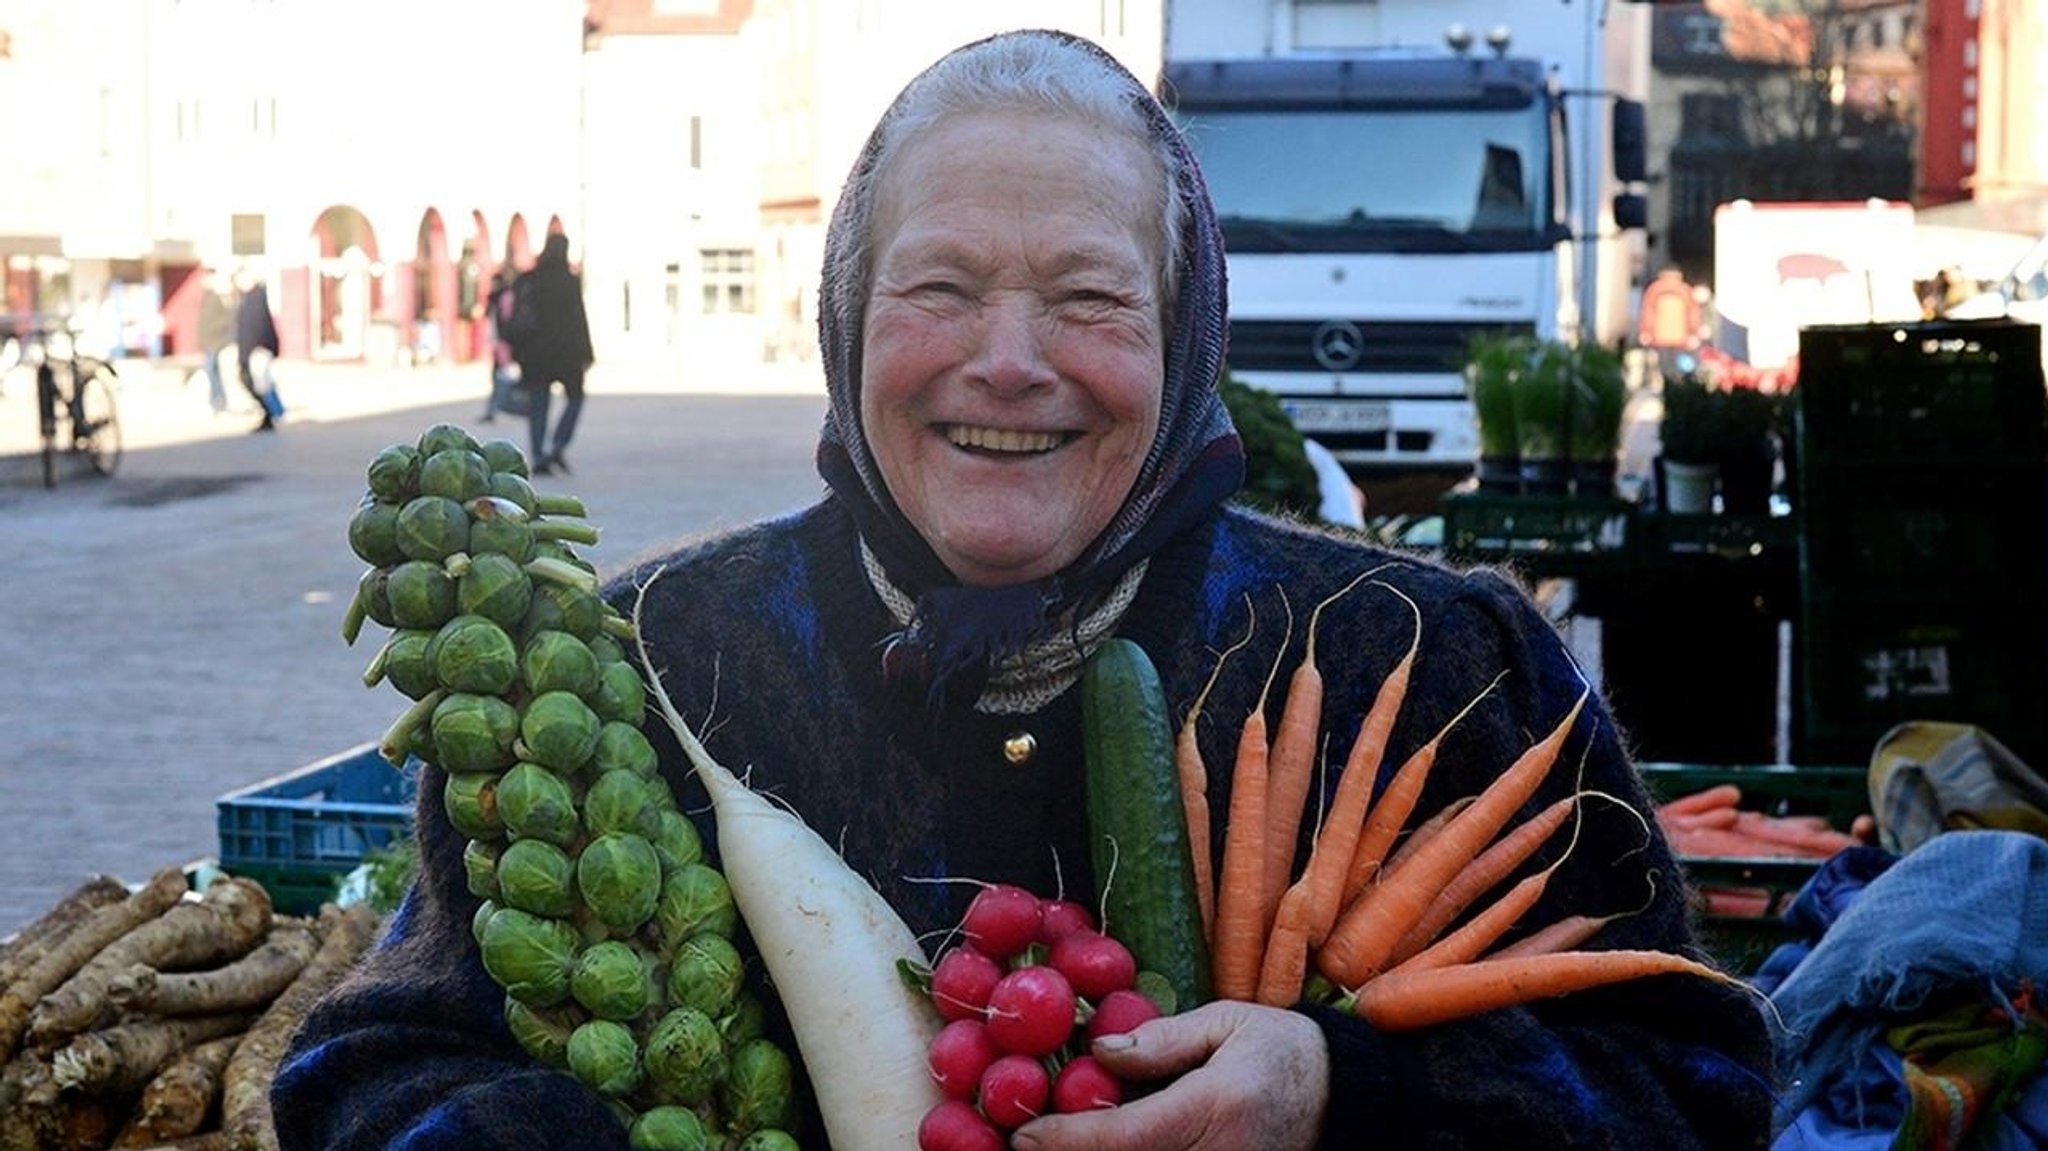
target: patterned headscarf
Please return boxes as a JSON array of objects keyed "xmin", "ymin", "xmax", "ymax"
[{"xmin": 816, "ymin": 29, "xmax": 1244, "ymax": 706}]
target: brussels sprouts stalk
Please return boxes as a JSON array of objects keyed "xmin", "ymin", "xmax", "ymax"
[
  {"xmin": 361, "ymin": 642, "xmax": 390, "ymax": 689},
  {"xmin": 533, "ymin": 521, "xmax": 602, "ymax": 547},
  {"xmin": 378, "ymin": 688, "xmax": 448, "ymax": 766},
  {"xmin": 341, "ymin": 585, "xmax": 369, "ymax": 647},
  {"xmin": 527, "ymin": 556, "xmax": 601, "ymax": 596},
  {"xmin": 536, "ymin": 493, "xmax": 589, "ymax": 518}
]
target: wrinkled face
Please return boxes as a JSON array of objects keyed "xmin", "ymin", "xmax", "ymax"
[{"xmin": 861, "ymin": 111, "xmax": 1166, "ymax": 587}]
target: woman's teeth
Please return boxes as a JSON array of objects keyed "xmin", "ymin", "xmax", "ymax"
[{"xmin": 944, "ymin": 425, "xmax": 1064, "ymax": 453}]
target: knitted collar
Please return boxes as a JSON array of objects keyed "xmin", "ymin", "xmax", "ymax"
[{"xmin": 815, "ymin": 30, "xmax": 1244, "ymax": 710}]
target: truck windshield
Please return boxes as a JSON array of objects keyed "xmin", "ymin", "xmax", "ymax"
[{"xmin": 1180, "ymin": 106, "xmax": 1555, "ymax": 254}]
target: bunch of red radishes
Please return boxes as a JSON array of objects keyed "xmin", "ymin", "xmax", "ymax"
[{"xmin": 915, "ymin": 884, "xmax": 1166, "ymax": 1151}]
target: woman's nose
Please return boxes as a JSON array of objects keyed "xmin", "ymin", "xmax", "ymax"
[{"xmin": 971, "ymin": 298, "xmax": 1056, "ymax": 395}]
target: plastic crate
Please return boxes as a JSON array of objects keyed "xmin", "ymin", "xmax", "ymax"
[
  {"xmin": 1798, "ymin": 469, "xmax": 2048, "ymax": 604},
  {"xmin": 216, "ymin": 743, "xmax": 418, "ymax": 914},
  {"xmin": 1796, "ymin": 319, "xmax": 2046, "ymax": 467},
  {"xmin": 1637, "ymin": 762, "xmax": 1870, "ymax": 974},
  {"xmin": 1440, "ymin": 493, "xmax": 1636, "ymax": 578}
]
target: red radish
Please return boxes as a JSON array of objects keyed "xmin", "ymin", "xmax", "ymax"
[
  {"xmin": 1085, "ymin": 988, "xmax": 1161, "ymax": 1044},
  {"xmin": 930, "ymin": 947, "xmax": 1002, "ymax": 1022},
  {"xmin": 1051, "ymin": 1055, "xmax": 1123, "ymax": 1112},
  {"xmin": 983, "ymin": 966, "xmax": 1078, "ymax": 1057},
  {"xmin": 1036, "ymin": 897, "xmax": 1097, "ymax": 943},
  {"xmin": 926, "ymin": 1019, "xmax": 1003, "ymax": 1101},
  {"xmin": 976, "ymin": 1053, "xmax": 1052, "ymax": 1129},
  {"xmin": 962, "ymin": 885, "xmax": 1044, "ymax": 960},
  {"xmin": 1046, "ymin": 931, "xmax": 1138, "ymax": 1002},
  {"xmin": 917, "ymin": 1099, "xmax": 1004, "ymax": 1151}
]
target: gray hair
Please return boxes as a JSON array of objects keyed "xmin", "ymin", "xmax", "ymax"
[{"xmin": 823, "ymin": 30, "xmax": 1187, "ymax": 339}]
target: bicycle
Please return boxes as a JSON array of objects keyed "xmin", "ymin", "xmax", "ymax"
[{"xmin": 16, "ymin": 320, "xmax": 122, "ymax": 488}]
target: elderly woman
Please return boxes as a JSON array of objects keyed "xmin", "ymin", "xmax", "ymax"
[{"xmin": 274, "ymin": 30, "xmax": 1771, "ymax": 1151}]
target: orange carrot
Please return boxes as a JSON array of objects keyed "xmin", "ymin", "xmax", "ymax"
[
  {"xmin": 1351, "ymin": 949, "xmax": 1739, "ymax": 1032},
  {"xmin": 1318, "ymin": 688, "xmax": 1589, "ymax": 988},
  {"xmin": 1260, "ymin": 568, "xmax": 1387, "ymax": 928},
  {"xmin": 1285, "ymin": 583, "xmax": 1420, "ymax": 948},
  {"xmin": 1386, "ymin": 793, "xmax": 1578, "ymax": 966},
  {"xmin": 1384, "ymin": 864, "xmax": 1557, "ymax": 976},
  {"xmin": 1254, "ymin": 883, "xmax": 1315, "ymax": 1007},
  {"xmin": 1489, "ymin": 912, "xmax": 1618, "ymax": 960},
  {"xmin": 1657, "ymin": 806, "xmax": 1740, "ymax": 832},
  {"xmin": 1341, "ymin": 672, "xmax": 1506, "ymax": 907},
  {"xmin": 1657, "ymin": 783, "xmax": 1742, "ymax": 818},
  {"xmin": 1210, "ymin": 614, "xmax": 1286, "ymax": 1002},
  {"xmin": 1378, "ymin": 796, "xmax": 1475, "ymax": 883},
  {"xmin": 1729, "ymin": 811, "xmax": 1859, "ymax": 855},
  {"xmin": 1177, "ymin": 621, "xmax": 1253, "ymax": 942}
]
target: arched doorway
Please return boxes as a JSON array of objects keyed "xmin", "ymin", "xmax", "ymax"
[
  {"xmin": 461, "ymin": 210, "xmax": 490, "ymax": 360},
  {"xmin": 412, "ymin": 209, "xmax": 456, "ymax": 363},
  {"xmin": 505, "ymin": 215, "xmax": 534, "ymax": 272},
  {"xmin": 310, "ymin": 205, "xmax": 381, "ymax": 361}
]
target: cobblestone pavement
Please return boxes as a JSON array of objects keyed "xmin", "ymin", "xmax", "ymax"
[{"xmin": 0, "ymin": 354, "xmax": 828, "ymax": 934}]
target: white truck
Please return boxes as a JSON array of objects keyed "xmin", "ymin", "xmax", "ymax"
[{"xmin": 1161, "ymin": 0, "xmax": 1652, "ymax": 473}]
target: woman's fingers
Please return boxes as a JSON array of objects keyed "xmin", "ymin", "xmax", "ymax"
[{"xmin": 1010, "ymin": 1001, "xmax": 1328, "ymax": 1151}]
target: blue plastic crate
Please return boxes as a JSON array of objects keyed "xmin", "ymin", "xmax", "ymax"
[{"xmin": 216, "ymin": 744, "xmax": 418, "ymax": 880}]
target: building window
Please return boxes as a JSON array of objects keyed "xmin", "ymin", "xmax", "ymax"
[{"xmin": 700, "ymin": 248, "xmax": 755, "ymax": 314}]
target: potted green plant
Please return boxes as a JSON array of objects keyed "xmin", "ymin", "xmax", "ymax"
[
  {"xmin": 1567, "ymin": 341, "xmax": 1628, "ymax": 498},
  {"xmin": 1463, "ymin": 330, "xmax": 1529, "ymax": 494},
  {"xmin": 1714, "ymin": 384, "xmax": 1781, "ymax": 515},
  {"xmin": 1657, "ymin": 372, "xmax": 1722, "ymax": 513},
  {"xmin": 1511, "ymin": 340, "xmax": 1572, "ymax": 495}
]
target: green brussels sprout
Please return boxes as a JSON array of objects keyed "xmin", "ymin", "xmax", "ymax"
[
  {"xmin": 496, "ymin": 762, "xmax": 579, "ymax": 847},
  {"xmin": 396, "ymin": 495, "xmax": 472, "ymax": 563},
  {"xmin": 431, "ymin": 693, "xmax": 521, "ymax": 773},
  {"xmin": 571, "ymin": 939, "xmax": 653, "ymax": 1020},
  {"xmin": 651, "ymin": 810, "xmax": 704, "ymax": 877},
  {"xmin": 521, "ymin": 691, "xmax": 601, "ymax": 773},
  {"xmin": 629, "ymin": 1106, "xmax": 711, "ymax": 1151},
  {"xmin": 523, "ymin": 582, "xmax": 604, "ymax": 643},
  {"xmin": 471, "ymin": 898, "xmax": 496, "ymax": 945},
  {"xmin": 566, "ymin": 1018, "xmax": 644, "ymax": 1098},
  {"xmin": 496, "ymin": 837, "xmax": 578, "ymax": 919},
  {"xmin": 433, "ymin": 616, "xmax": 519, "ymax": 695},
  {"xmin": 653, "ymin": 864, "xmax": 738, "ymax": 949},
  {"xmin": 594, "ymin": 721, "xmax": 659, "ymax": 777},
  {"xmin": 348, "ymin": 498, "xmax": 406, "ymax": 567},
  {"xmin": 419, "ymin": 448, "xmax": 490, "ymax": 503},
  {"xmin": 402, "ymin": 721, "xmax": 438, "ymax": 766},
  {"xmin": 719, "ymin": 993, "xmax": 765, "ymax": 1046},
  {"xmin": 583, "ymin": 770, "xmax": 660, "ymax": 840},
  {"xmin": 503, "ymin": 998, "xmax": 581, "ymax": 1069},
  {"xmin": 416, "ymin": 422, "xmax": 481, "ymax": 460},
  {"xmin": 643, "ymin": 1007, "xmax": 727, "ymax": 1107},
  {"xmin": 462, "ymin": 837, "xmax": 503, "ymax": 902},
  {"xmin": 523, "ymin": 630, "xmax": 601, "ymax": 699},
  {"xmin": 723, "ymin": 1038, "xmax": 798, "ymax": 1138},
  {"xmin": 578, "ymin": 833, "xmax": 662, "ymax": 934},
  {"xmin": 382, "ymin": 629, "xmax": 438, "ymax": 700},
  {"xmin": 442, "ymin": 772, "xmax": 503, "ymax": 839},
  {"xmin": 356, "ymin": 567, "xmax": 396, "ymax": 630},
  {"xmin": 386, "ymin": 560, "xmax": 458, "ymax": 630},
  {"xmin": 589, "ymin": 633, "xmax": 626, "ymax": 666},
  {"xmin": 456, "ymin": 552, "xmax": 534, "ymax": 629},
  {"xmin": 487, "ymin": 469, "xmax": 538, "ymax": 515},
  {"xmin": 665, "ymin": 933, "xmax": 744, "ymax": 1019},
  {"xmin": 478, "ymin": 437, "xmax": 530, "ymax": 478},
  {"xmin": 479, "ymin": 906, "xmax": 579, "ymax": 1007},
  {"xmin": 734, "ymin": 1132, "xmax": 800, "ymax": 1151},
  {"xmin": 590, "ymin": 661, "xmax": 647, "ymax": 723},
  {"xmin": 469, "ymin": 508, "xmax": 536, "ymax": 564},
  {"xmin": 367, "ymin": 443, "xmax": 421, "ymax": 503}
]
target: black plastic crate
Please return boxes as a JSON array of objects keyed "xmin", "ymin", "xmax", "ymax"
[
  {"xmin": 1440, "ymin": 493, "xmax": 1637, "ymax": 578},
  {"xmin": 1797, "ymin": 469, "xmax": 2048, "ymax": 603},
  {"xmin": 216, "ymin": 744, "xmax": 418, "ymax": 914},
  {"xmin": 1796, "ymin": 319, "xmax": 2046, "ymax": 467}
]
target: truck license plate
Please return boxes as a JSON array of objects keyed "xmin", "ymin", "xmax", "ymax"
[{"xmin": 1282, "ymin": 400, "xmax": 1392, "ymax": 434}]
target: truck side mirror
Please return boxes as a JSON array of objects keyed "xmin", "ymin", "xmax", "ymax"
[
  {"xmin": 1612, "ymin": 192, "xmax": 1649, "ymax": 231},
  {"xmin": 1612, "ymin": 98, "xmax": 1647, "ymax": 184}
]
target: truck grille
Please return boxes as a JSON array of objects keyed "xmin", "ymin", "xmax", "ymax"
[{"xmin": 1226, "ymin": 320, "xmax": 1536, "ymax": 375}]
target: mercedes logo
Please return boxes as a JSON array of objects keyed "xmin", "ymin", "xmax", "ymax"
[{"xmin": 1311, "ymin": 320, "xmax": 1364, "ymax": 371}]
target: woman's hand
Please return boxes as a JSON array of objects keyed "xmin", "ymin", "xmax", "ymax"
[{"xmin": 1010, "ymin": 1000, "xmax": 1329, "ymax": 1151}]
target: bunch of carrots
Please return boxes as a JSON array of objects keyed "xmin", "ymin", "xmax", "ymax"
[{"xmin": 1177, "ymin": 575, "xmax": 1735, "ymax": 1032}]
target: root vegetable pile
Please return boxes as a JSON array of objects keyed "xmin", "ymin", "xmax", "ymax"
[
  {"xmin": 344, "ymin": 425, "xmax": 804, "ymax": 1148},
  {"xmin": 0, "ymin": 871, "xmax": 377, "ymax": 1151}
]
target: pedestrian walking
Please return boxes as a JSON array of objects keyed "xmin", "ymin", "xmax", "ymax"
[
  {"xmin": 478, "ymin": 265, "xmax": 522, "ymax": 424},
  {"xmin": 234, "ymin": 271, "xmax": 286, "ymax": 432},
  {"xmin": 196, "ymin": 270, "xmax": 233, "ymax": 414},
  {"xmin": 505, "ymin": 232, "xmax": 593, "ymax": 474}
]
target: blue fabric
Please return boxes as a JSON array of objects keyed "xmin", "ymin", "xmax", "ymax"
[
  {"xmin": 1749, "ymin": 846, "xmax": 1898, "ymax": 996},
  {"xmin": 1766, "ymin": 831, "xmax": 2048, "ymax": 1133}
]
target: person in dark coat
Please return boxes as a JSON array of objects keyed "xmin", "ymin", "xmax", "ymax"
[
  {"xmin": 509, "ymin": 232, "xmax": 594, "ymax": 474},
  {"xmin": 270, "ymin": 31, "xmax": 1773, "ymax": 1151},
  {"xmin": 233, "ymin": 273, "xmax": 283, "ymax": 432}
]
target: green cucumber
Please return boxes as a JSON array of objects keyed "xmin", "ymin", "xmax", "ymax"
[{"xmin": 1081, "ymin": 638, "xmax": 1212, "ymax": 1010}]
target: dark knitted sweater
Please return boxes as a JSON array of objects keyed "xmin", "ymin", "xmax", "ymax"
[{"xmin": 274, "ymin": 499, "xmax": 1773, "ymax": 1150}]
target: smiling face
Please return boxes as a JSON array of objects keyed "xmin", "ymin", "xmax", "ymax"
[{"xmin": 860, "ymin": 110, "xmax": 1166, "ymax": 587}]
